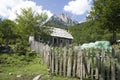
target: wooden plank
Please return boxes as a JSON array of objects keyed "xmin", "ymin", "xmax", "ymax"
[
  {"xmin": 43, "ymin": 46, "xmax": 45, "ymax": 62},
  {"xmin": 82, "ymin": 49, "xmax": 87, "ymax": 78},
  {"xmin": 63, "ymin": 47, "xmax": 67, "ymax": 77},
  {"xmin": 111, "ymin": 48, "xmax": 115, "ymax": 80},
  {"xmin": 67, "ymin": 48, "xmax": 72, "ymax": 77},
  {"xmin": 49, "ymin": 47, "xmax": 52, "ymax": 72},
  {"xmin": 46, "ymin": 45, "xmax": 48, "ymax": 64},
  {"xmin": 100, "ymin": 49, "xmax": 105, "ymax": 80},
  {"xmin": 72, "ymin": 49, "xmax": 77, "ymax": 77},
  {"xmin": 106, "ymin": 54, "xmax": 110, "ymax": 80},
  {"xmin": 36, "ymin": 42, "xmax": 38, "ymax": 52},
  {"xmin": 38, "ymin": 43, "xmax": 40, "ymax": 54},
  {"xmin": 87, "ymin": 49, "xmax": 91, "ymax": 76},
  {"xmin": 55, "ymin": 48, "xmax": 58, "ymax": 75},
  {"xmin": 76, "ymin": 49, "xmax": 81, "ymax": 78},
  {"xmin": 117, "ymin": 49, "xmax": 120, "ymax": 80},
  {"xmin": 80, "ymin": 49, "xmax": 83, "ymax": 80},
  {"xmin": 52, "ymin": 48, "xmax": 55, "ymax": 74},
  {"xmin": 59, "ymin": 47, "xmax": 63, "ymax": 76},
  {"xmin": 95, "ymin": 50, "xmax": 99, "ymax": 80},
  {"xmin": 46, "ymin": 46, "xmax": 50, "ymax": 67},
  {"xmin": 91, "ymin": 49, "xmax": 94, "ymax": 80}
]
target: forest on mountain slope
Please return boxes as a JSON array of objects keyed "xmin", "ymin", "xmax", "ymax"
[
  {"xmin": 68, "ymin": 0, "xmax": 120, "ymax": 44},
  {"xmin": 68, "ymin": 21, "xmax": 120, "ymax": 44}
]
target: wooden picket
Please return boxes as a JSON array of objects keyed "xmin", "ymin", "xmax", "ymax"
[
  {"xmin": 30, "ymin": 40, "xmax": 120, "ymax": 80},
  {"xmin": 67, "ymin": 48, "xmax": 72, "ymax": 77},
  {"xmin": 63, "ymin": 47, "xmax": 67, "ymax": 77}
]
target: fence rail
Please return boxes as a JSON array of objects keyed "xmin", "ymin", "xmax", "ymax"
[{"xmin": 30, "ymin": 40, "xmax": 120, "ymax": 80}]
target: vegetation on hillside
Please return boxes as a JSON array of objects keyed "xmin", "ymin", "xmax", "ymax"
[
  {"xmin": 87, "ymin": 0, "xmax": 120, "ymax": 43},
  {"xmin": 45, "ymin": 20, "xmax": 68, "ymax": 29},
  {"xmin": 0, "ymin": 7, "xmax": 51, "ymax": 53},
  {"xmin": 68, "ymin": 0, "xmax": 120, "ymax": 44},
  {"xmin": 68, "ymin": 21, "xmax": 119, "ymax": 44}
]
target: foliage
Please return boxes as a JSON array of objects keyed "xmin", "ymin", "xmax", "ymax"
[
  {"xmin": 87, "ymin": 0, "xmax": 120, "ymax": 43},
  {"xmin": 0, "ymin": 52, "xmax": 81, "ymax": 80},
  {"xmin": 68, "ymin": 21, "xmax": 113, "ymax": 44},
  {"xmin": 0, "ymin": 19, "xmax": 17, "ymax": 44},
  {"xmin": 16, "ymin": 7, "xmax": 50, "ymax": 43},
  {"xmin": 45, "ymin": 21, "xmax": 68, "ymax": 29},
  {"xmin": 0, "ymin": 52, "xmax": 48, "ymax": 80}
]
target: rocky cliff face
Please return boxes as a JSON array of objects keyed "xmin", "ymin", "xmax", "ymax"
[{"xmin": 49, "ymin": 13, "xmax": 78, "ymax": 26}]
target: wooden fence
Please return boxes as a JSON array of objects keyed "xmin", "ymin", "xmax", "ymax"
[{"xmin": 30, "ymin": 40, "xmax": 120, "ymax": 80}]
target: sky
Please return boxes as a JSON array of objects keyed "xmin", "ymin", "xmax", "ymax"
[{"xmin": 0, "ymin": 0, "xmax": 93, "ymax": 22}]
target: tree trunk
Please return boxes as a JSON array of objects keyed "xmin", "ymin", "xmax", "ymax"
[{"xmin": 112, "ymin": 31, "xmax": 116, "ymax": 44}]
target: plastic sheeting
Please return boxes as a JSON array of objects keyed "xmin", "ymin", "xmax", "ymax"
[{"xmin": 80, "ymin": 41, "xmax": 112, "ymax": 51}]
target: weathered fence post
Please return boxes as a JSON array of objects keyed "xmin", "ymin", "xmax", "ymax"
[
  {"xmin": 82, "ymin": 49, "xmax": 85, "ymax": 78},
  {"xmin": 45, "ymin": 45, "xmax": 49, "ymax": 65},
  {"xmin": 111, "ymin": 48, "xmax": 115, "ymax": 80},
  {"xmin": 82, "ymin": 49, "xmax": 87, "ymax": 78},
  {"xmin": 59, "ymin": 47, "xmax": 63, "ymax": 76},
  {"xmin": 87, "ymin": 49, "xmax": 91, "ymax": 76},
  {"xmin": 37, "ymin": 42, "xmax": 39, "ymax": 53},
  {"xmin": 106, "ymin": 54, "xmax": 110, "ymax": 80},
  {"xmin": 100, "ymin": 49, "xmax": 105, "ymax": 80},
  {"xmin": 55, "ymin": 48, "xmax": 58, "ymax": 75},
  {"xmin": 63, "ymin": 47, "xmax": 67, "ymax": 77},
  {"xmin": 80, "ymin": 49, "xmax": 83, "ymax": 80},
  {"xmin": 52, "ymin": 48, "xmax": 55, "ymax": 74},
  {"xmin": 91, "ymin": 49, "xmax": 94, "ymax": 80},
  {"xmin": 117, "ymin": 49, "xmax": 120, "ymax": 80},
  {"xmin": 49, "ymin": 47, "xmax": 52, "ymax": 72},
  {"xmin": 43, "ymin": 46, "xmax": 45, "ymax": 63},
  {"xmin": 67, "ymin": 48, "xmax": 72, "ymax": 77},
  {"xmin": 95, "ymin": 50, "xmax": 99, "ymax": 80},
  {"xmin": 77, "ymin": 49, "xmax": 82, "ymax": 79},
  {"xmin": 73, "ymin": 49, "xmax": 77, "ymax": 77},
  {"xmin": 46, "ymin": 45, "xmax": 50, "ymax": 66},
  {"xmin": 37, "ymin": 43, "xmax": 40, "ymax": 54}
]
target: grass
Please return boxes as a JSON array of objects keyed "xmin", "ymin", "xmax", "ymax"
[
  {"xmin": 0, "ymin": 52, "xmax": 81, "ymax": 80},
  {"xmin": 0, "ymin": 52, "xmax": 48, "ymax": 80}
]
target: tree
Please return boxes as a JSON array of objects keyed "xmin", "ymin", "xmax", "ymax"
[
  {"xmin": 87, "ymin": 0, "xmax": 120, "ymax": 43},
  {"xmin": 0, "ymin": 19, "xmax": 17, "ymax": 44},
  {"xmin": 16, "ymin": 8, "xmax": 50, "ymax": 42}
]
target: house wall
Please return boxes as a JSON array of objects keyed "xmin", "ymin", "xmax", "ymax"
[
  {"xmin": 34, "ymin": 36, "xmax": 73, "ymax": 46},
  {"xmin": 50, "ymin": 36, "xmax": 72, "ymax": 46}
]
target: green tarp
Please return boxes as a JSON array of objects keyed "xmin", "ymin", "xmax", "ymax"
[{"xmin": 80, "ymin": 41, "xmax": 112, "ymax": 51}]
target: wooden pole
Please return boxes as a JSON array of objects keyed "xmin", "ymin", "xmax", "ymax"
[
  {"xmin": 52, "ymin": 48, "xmax": 55, "ymax": 74},
  {"xmin": 95, "ymin": 50, "xmax": 99, "ymax": 80},
  {"xmin": 117, "ymin": 49, "xmax": 120, "ymax": 80},
  {"xmin": 100, "ymin": 49, "xmax": 105, "ymax": 80},
  {"xmin": 73, "ymin": 50, "xmax": 77, "ymax": 77},
  {"xmin": 59, "ymin": 47, "xmax": 63, "ymax": 76},
  {"xmin": 63, "ymin": 47, "xmax": 67, "ymax": 77},
  {"xmin": 111, "ymin": 48, "xmax": 115, "ymax": 80},
  {"xmin": 67, "ymin": 48, "xmax": 72, "ymax": 77},
  {"xmin": 77, "ymin": 49, "xmax": 82, "ymax": 78},
  {"xmin": 55, "ymin": 48, "xmax": 58, "ymax": 75}
]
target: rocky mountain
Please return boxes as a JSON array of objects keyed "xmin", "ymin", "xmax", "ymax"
[{"xmin": 45, "ymin": 13, "xmax": 78, "ymax": 28}]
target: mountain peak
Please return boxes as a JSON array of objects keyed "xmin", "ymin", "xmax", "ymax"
[{"xmin": 49, "ymin": 13, "xmax": 78, "ymax": 27}]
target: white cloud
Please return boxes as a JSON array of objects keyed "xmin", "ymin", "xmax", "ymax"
[
  {"xmin": 0, "ymin": 0, "xmax": 53, "ymax": 20},
  {"xmin": 64, "ymin": 0, "xmax": 92, "ymax": 15}
]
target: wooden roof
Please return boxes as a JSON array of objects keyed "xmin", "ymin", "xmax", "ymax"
[{"xmin": 50, "ymin": 27, "xmax": 73, "ymax": 39}]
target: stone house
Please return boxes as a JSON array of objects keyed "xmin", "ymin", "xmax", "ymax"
[
  {"xmin": 30, "ymin": 27, "xmax": 73, "ymax": 46},
  {"xmin": 49, "ymin": 27, "xmax": 73, "ymax": 46}
]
